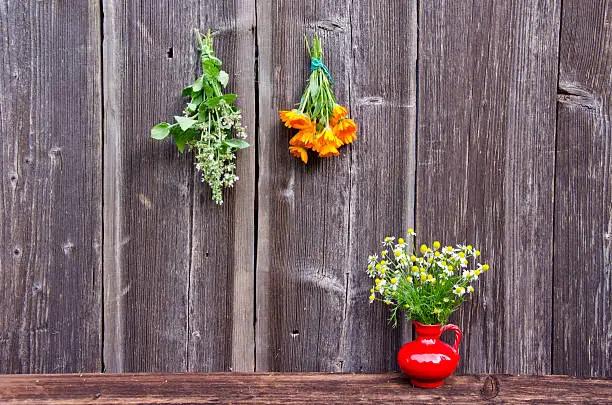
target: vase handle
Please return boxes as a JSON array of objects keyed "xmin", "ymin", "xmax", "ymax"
[{"xmin": 440, "ymin": 323, "xmax": 462, "ymax": 354}]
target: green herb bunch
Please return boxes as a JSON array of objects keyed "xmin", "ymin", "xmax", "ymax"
[
  {"xmin": 367, "ymin": 230, "xmax": 491, "ymax": 326},
  {"xmin": 151, "ymin": 30, "xmax": 248, "ymax": 205}
]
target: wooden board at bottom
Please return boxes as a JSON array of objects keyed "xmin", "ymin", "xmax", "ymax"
[{"xmin": 0, "ymin": 373, "xmax": 610, "ymax": 404}]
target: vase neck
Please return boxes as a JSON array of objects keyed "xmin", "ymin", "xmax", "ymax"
[{"xmin": 413, "ymin": 322, "xmax": 442, "ymax": 339}]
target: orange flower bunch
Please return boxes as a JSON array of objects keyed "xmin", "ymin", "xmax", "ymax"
[{"xmin": 279, "ymin": 36, "xmax": 357, "ymax": 164}]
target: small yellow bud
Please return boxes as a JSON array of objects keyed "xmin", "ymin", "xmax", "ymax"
[
  {"xmin": 404, "ymin": 303, "xmax": 410, "ymax": 309},
  {"xmin": 420, "ymin": 244, "xmax": 428, "ymax": 254},
  {"xmin": 380, "ymin": 260, "xmax": 386, "ymax": 266},
  {"xmin": 398, "ymin": 238, "xmax": 405, "ymax": 245},
  {"xmin": 375, "ymin": 278, "xmax": 382, "ymax": 285},
  {"xmin": 369, "ymin": 294, "xmax": 375, "ymax": 301},
  {"xmin": 370, "ymin": 288, "xmax": 374, "ymax": 293},
  {"xmin": 375, "ymin": 285, "xmax": 380, "ymax": 291},
  {"xmin": 434, "ymin": 251, "xmax": 441, "ymax": 257},
  {"xmin": 407, "ymin": 276, "xmax": 413, "ymax": 283},
  {"xmin": 410, "ymin": 255, "xmax": 417, "ymax": 262},
  {"xmin": 448, "ymin": 265, "xmax": 454, "ymax": 271},
  {"xmin": 380, "ymin": 268, "xmax": 386, "ymax": 275},
  {"xmin": 420, "ymin": 273, "xmax": 427, "ymax": 281},
  {"xmin": 427, "ymin": 274, "xmax": 434, "ymax": 280},
  {"xmin": 394, "ymin": 250, "xmax": 402, "ymax": 257},
  {"xmin": 433, "ymin": 241, "xmax": 441, "ymax": 249},
  {"xmin": 390, "ymin": 277, "xmax": 397, "ymax": 284},
  {"xmin": 474, "ymin": 269, "xmax": 481, "ymax": 276},
  {"xmin": 467, "ymin": 245, "xmax": 473, "ymax": 250},
  {"xmin": 381, "ymin": 250, "xmax": 387, "ymax": 256},
  {"xmin": 407, "ymin": 228, "xmax": 415, "ymax": 234},
  {"xmin": 411, "ymin": 265, "xmax": 419, "ymax": 272},
  {"xmin": 458, "ymin": 252, "xmax": 465, "ymax": 258},
  {"xmin": 467, "ymin": 286, "xmax": 474, "ymax": 293},
  {"xmin": 475, "ymin": 250, "xmax": 481, "ymax": 257},
  {"xmin": 482, "ymin": 264, "xmax": 490, "ymax": 271},
  {"xmin": 428, "ymin": 257, "xmax": 434, "ymax": 263}
]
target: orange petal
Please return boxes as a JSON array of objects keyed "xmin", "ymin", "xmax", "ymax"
[
  {"xmin": 334, "ymin": 118, "xmax": 358, "ymax": 144},
  {"xmin": 332, "ymin": 105, "xmax": 349, "ymax": 119},
  {"xmin": 279, "ymin": 110, "xmax": 292, "ymax": 123},
  {"xmin": 290, "ymin": 133, "xmax": 305, "ymax": 147},
  {"xmin": 318, "ymin": 143, "xmax": 340, "ymax": 158},
  {"xmin": 289, "ymin": 146, "xmax": 308, "ymax": 164}
]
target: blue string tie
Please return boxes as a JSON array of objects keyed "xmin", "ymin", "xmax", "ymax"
[{"xmin": 310, "ymin": 58, "xmax": 334, "ymax": 85}]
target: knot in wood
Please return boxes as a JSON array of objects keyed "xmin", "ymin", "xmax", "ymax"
[{"xmin": 480, "ymin": 375, "xmax": 500, "ymax": 400}]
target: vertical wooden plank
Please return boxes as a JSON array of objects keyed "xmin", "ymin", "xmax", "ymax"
[
  {"xmin": 553, "ymin": 0, "xmax": 611, "ymax": 377},
  {"xmin": 0, "ymin": 1, "xmax": 102, "ymax": 372},
  {"xmin": 103, "ymin": 0, "xmax": 255, "ymax": 372},
  {"xmin": 340, "ymin": 1, "xmax": 417, "ymax": 372},
  {"xmin": 256, "ymin": 0, "xmax": 417, "ymax": 371},
  {"xmin": 188, "ymin": 1, "xmax": 256, "ymax": 372},
  {"xmin": 256, "ymin": 0, "xmax": 352, "ymax": 371},
  {"xmin": 417, "ymin": 0, "xmax": 560, "ymax": 374},
  {"xmin": 103, "ymin": 0, "xmax": 193, "ymax": 372}
]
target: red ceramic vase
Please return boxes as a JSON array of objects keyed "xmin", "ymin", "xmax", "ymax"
[{"xmin": 397, "ymin": 321, "xmax": 462, "ymax": 388}]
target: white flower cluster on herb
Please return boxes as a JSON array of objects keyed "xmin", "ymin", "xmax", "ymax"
[
  {"xmin": 151, "ymin": 30, "xmax": 249, "ymax": 205},
  {"xmin": 367, "ymin": 229, "xmax": 491, "ymax": 325}
]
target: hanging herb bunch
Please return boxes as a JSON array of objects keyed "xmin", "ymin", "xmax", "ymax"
[
  {"xmin": 151, "ymin": 29, "xmax": 249, "ymax": 205},
  {"xmin": 279, "ymin": 35, "xmax": 357, "ymax": 164}
]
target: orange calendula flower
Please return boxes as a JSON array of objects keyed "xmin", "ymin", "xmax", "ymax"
[
  {"xmin": 289, "ymin": 146, "xmax": 308, "ymax": 164},
  {"xmin": 332, "ymin": 104, "xmax": 348, "ymax": 119},
  {"xmin": 321, "ymin": 127, "xmax": 343, "ymax": 148},
  {"xmin": 280, "ymin": 110, "xmax": 312, "ymax": 129},
  {"xmin": 279, "ymin": 35, "xmax": 357, "ymax": 163},
  {"xmin": 333, "ymin": 118, "xmax": 358, "ymax": 145},
  {"xmin": 318, "ymin": 143, "xmax": 340, "ymax": 158}
]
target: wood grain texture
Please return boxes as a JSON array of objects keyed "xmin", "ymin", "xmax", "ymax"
[
  {"xmin": 341, "ymin": 1, "xmax": 417, "ymax": 371},
  {"xmin": 103, "ymin": 0, "xmax": 194, "ymax": 372},
  {"xmin": 255, "ymin": 0, "xmax": 353, "ymax": 372},
  {"xmin": 553, "ymin": 0, "xmax": 612, "ymax": 377},
  {"xmin": 0, "ymin": 373, "xmax": 610, "ymax": 404},
  {"xmin": 416, "ymin": 0, "xmax": 560, "ymax": 374},
  {"xmin": 0, "ymin": 0, "xmax": 102, "ymax": 373},
  {"xmin": 188, "ymin": 1, "xmax": 256, "ymax": 372},
  {"xmin": 255, "ymin": 0, "xmax": 417, "ymax": 371},
  {"xmin": 103, "ymin": 0, "xmax": 256, "ymax": 373}
]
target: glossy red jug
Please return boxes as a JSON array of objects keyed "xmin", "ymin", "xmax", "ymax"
[{"xmin": 397, "ymin": 322, "xmax": 462, "ymax": 388}]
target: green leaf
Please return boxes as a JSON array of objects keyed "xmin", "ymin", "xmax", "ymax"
[
  {"xmin": 173, "ymin": 131, "xmax": 192, "ymax": 153},
  {"xmin": 203, "ymin": 95, "xmax": 223, "ymax": 108},
  {"xmin": 203, "ymin": 60, "xmax": 220, "ymax": 78},
  {"xmin": 174, "ymin": 116, "xmax": 197, "ymax": 131},
  {"xmin": 224, "ymin": 138, "xmax": 249, "ymax": 149},
  {"xmin": 218, "ymin": 70, "xmax": 229, "ymax": 87},
  {"xmin": 309, "ymin": 80, "xmax": 319, "ymax": 97},
  {"xmin": 186, "ymin": 103, "xmax": 199, "ymax": 113},
  {"xmin": 171, "ymin": 127, "xmax": 198, "ymax": 153},
  {"xmin": 198, "ymin": 109, "xmax": 207, "ymax": 121},
  {"xmin": 182, "ymin": 85, "xmax": 193, "ymax": 97},
  {"xmin": 151, "ymin": 122, "xmax": 171, "ymax": 140},
  {"xmin": 222, "ymin": 94, "xmax": 237, "ymax": 104},
  {"xmin": 192, "ymin": 77, "xmax": 203, "ymax": 92},
  {"xmin": 192, "ymin": 93, "xmax": 203, "ymax": 105}
]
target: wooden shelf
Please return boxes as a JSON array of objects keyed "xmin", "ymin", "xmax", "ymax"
[{"xmin": 0, "ymin": 373, "xmax": 610, "ymax": 404}]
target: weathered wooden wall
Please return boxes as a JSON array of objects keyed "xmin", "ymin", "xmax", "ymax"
[{"xmin": 0, "ymin": 0, "xmax": 610, "ymax": 377}]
